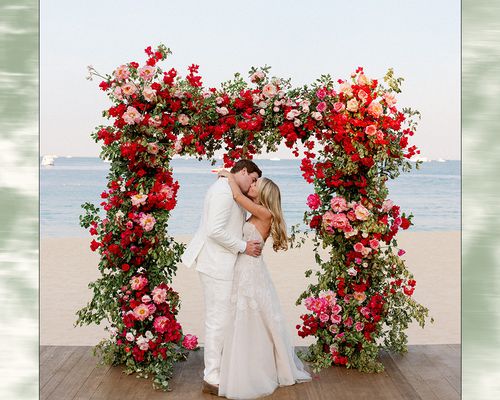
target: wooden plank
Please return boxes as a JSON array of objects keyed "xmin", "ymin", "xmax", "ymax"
[
  {"xmin": 421, "ymin": 345, "xmax": 460, "ymax": 394},
  {"xmin": 41, "ymin": 346, "xmax": 80, "ymax": 390},
  {"xmin": 379, "ymin": 349, "xmax": 422, "ymax": 399},
  {"xmin": 41, "ymin": 346, "xmax": 87, "ymax": 399}
]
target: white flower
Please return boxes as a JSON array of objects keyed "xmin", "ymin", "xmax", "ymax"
[
  {"xmin": 216, "ymin": 106, "xmax": 229, "ymax": 115},
  {"xmin": 347, "ymin": 267, "xmax": 357, "ymax": 276},
  {"xmin": 126, "ymin": 332, "xmax": 134, "ymax": 341},
  {"xmin": 293, "ymin": 119, "xmax": 302, "ymax": 127},
  {"xmin": 145, "ymin": 330, "xmax": 154, "ymax": 339},
  {"xmin": 273, "ymin": 107, "xmax": 280, "ymax": 112},
  {"xmin": 216, "ymin": 96, "xmax": 224, "ymax": 105},
  {"xmin": 259, "ymin": 109, "xmax": 266, "ymax": 116}
]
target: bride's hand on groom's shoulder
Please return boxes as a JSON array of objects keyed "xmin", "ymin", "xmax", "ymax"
[{"xmin": 217, "ymin": 169, "xmax": 231, "ymax": 179}]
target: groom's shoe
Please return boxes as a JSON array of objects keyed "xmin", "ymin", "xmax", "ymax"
[{"xmin": 202, "ymin": 380, "xmax": 219, "ymax": 396}]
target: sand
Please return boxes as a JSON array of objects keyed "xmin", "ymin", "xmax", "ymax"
[{"xmin": 41, "ymin": 231, "xmax": 460, "ymax": 347}]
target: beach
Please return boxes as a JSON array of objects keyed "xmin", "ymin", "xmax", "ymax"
[{"xmin": 41, "ymin": 231, "xmax": 460, "ymax": 347}]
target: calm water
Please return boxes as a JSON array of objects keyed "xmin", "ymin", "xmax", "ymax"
[{"xmin": 40, "ymin": 158, "xmax": 460, "ymax": 237}]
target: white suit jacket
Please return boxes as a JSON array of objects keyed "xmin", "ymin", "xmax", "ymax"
[{"xmin": 181, "ymin": 178, "xmax": 247, "ymax": 281}]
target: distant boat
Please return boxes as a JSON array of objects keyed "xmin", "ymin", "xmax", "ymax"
[
  {"xmin": 436, "ymin": 158, "xmax": 446, "ymax": 162},
  {"xmin": 410, "ymin": 155, "xmax": 430, "ymax": 163},
  {"xmin": 269, "ymin": 157, "xmax": 281, "ymax": 161},
  {"xmin": 41, "ymin": 155, "xmax": 56, "ymax": 166}
]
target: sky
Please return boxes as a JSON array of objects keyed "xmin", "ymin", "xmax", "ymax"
[{"xmin": 40, "ymin": 0, "xmax": 460, "ymax": 160}]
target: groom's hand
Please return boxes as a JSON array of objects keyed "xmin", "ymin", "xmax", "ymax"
[{"xmin": 245, "ymin": 240, "xmax": 262, "ymax": 257}]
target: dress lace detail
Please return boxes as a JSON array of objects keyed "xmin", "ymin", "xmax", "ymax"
[{"xmin": 219, "ymin": 222, "xmax": 311, "ymax": 399}]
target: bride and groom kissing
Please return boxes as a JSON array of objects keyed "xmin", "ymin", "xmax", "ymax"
[{"xmin": 181, "ymin": 159, "xmax": 311, "ymax": 399}]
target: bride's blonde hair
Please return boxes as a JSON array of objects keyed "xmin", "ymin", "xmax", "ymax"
[{"xmin": 257, "ymin": 178, "xmax": 288, "ymax": 252}]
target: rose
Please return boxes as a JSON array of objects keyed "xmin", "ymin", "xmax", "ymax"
[
  {"xmin": 333, "ymin": 102, "xmax": 345, "ymax": 113},
  {"xmin": 153, "ymin": 316, "xmax": 169, "ymax": 333},
  {"xmin": 360, "ymin": 307, "xmax": 371, "ymax": 318},
  {"xmin": 136, "ymin": 335, "xmax": 150, "ymax": 351},
  {"xmin": 250, "ymin": 70, "xmax": 265, "ymax": 83},
  {"xmin": 133, "ymin": 304, "xmax": 150, "ymax": 321},
  {"xmin": 339, "ymin": 83, "xmax": 352, "ymax": 96},
  {"xmin": 344, "ymin": 316, "xmax": 353, "ymax": 327},
  {"xmin": 354, "ymin": 242, "xmax": 365, "ymax": 253},
  {"xmin": 121, "ymin": 83, "xmax": 136, "ymax": 96},
  {"xmin": 316, "ymin": 102, "xmax": 327, "ymax": 112},
  {"xmin": 216, "ymin": 96, "xmax": 224, "ymax": 105},
  {"xmin": 357, "ymin": 73, "xmax": 369, "ymax": 85},
  {"xmin": 346, "ymin": 98, "xmax": 359, "ymax": 112},
  {"xmin": 130, "ymin": 275, "xmax": 148, "ymax": 291},
  {"xmin": 177, "ymin": 114, "xmax": 190, "ymax": 126},
  {"xmin": 123, "ymin": 106, "xmax": 142, "ymax": 125},
  {"xmin": 330, "ymin": 314, "xmax": 342, "ymax": 324},
  {"xmin": 331, "ymin": 303, "xmax": 342, "ymax": 314},
  {"xmin": 147, "ymin": 142, "xmax": 159, "ymax": 155},
  {"xmin": 131, "ymin": 194, "xmax": 148, "ymax": 206},
  {"xmin": 383, "ymin": 92, "xmax": 397, "ymax": 107},
  {"xmin": 319, "ymin": 313, "xmax": 330, "ymax": 323},
  {"xmin": 353, "ymin": 291, "xmax": 367, "ymax": 302},
  {"xmin": 382, "ymin": 199, "xmax": 394, "ymax": 212},
  {"xmin": 365, "ymin": 125, "xmax": 377, "ymax": 136},
  {"xmin": 114, "ymin": 64, "xmax": 130, "ymax": 81},
  {"xmin": 113, "ymin": 86, "xmax": 123, "ymax": 100},
  {"xmin": 357, "ymin": 89, "xmax": 368, "ymax": 103},
  {"xmin": 152, "ymin": 287, "xmax": 168, "ymax": 304},
  {"xmin": 344, "ymin": 228, "xmax": 358, "ymax": 239},
  {"xmin": 293, "ymin": 119, "xmax": 301, "ymax": 127},
  {"xmin": 330, "ymin": 196, "xmax": 348, "ymax": 212},
  {"xmin": 316, "ymin": 88, "xmax": 327, "ymax": 99},
  {"xmin": 306, "ymin": 194, "xmax": 321, "ymax": 210},
  {"xmin": 262, "ymin": 83, "xmax": 277, "ymax": 98},
  {"xmin": 309, "ymin": 215, "xmax": 322, "ymax": 229},
  {"xmin": 139, "ymin": 213, "xmax": 156, "ymax": 231},
  {"xmin": 369, "ymin": 239, "xmax": 379, "ymax": 249},
  {"xmin": 398, "ymin": 249, "xmax": 406, "ymax": 256},
  {"xmin": 311, "ymin": 111, "xmax": 322, "ymax": 121},
  {"xmin": 126, "ymin": 332, "xmax": 135, "ymax": 341},
  {"xmin": 138, "ymin": 65, "xmax": 156, "ymax": 80},
  {"xmin": 143, "ymin": 85, "xmax": 156, "ymax": 102},
  {"xmin": 367, "ymin": 101, "xmax": 383, "ymax": 118},
  {"xmin": 216, "ymin": 106, "xmax": 229, "ymax": 115},
  {"xmin": 285, "ymin": 109, "xmax": 300, "ymax": 120},
  {"xmin": 148, "ymin": 115, "xmax": 161, "ymax": 127},
  {"xmin": 355, "ymin": 322, "xmax": 365, "ymax": 332},
  {"xmin": 141, "ymin": 295, "xmax": 152, "ymax": 303},
  {"xmin": 354, "ymin": 204, "xmax": 370, "ymax": 220},
  {"xmin": 182, "ymin": 334, "xmax": 198, "ymax": 350},
  {"xmin": 347, "ymin": 267, "xmax": 357, "ymax": 276}
]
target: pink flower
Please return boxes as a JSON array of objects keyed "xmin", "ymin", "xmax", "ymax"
[
  {"xmin": 354, "ymin": 242, "xmax": 365, "ymax": 253},
  {"xmin": 250, "ymin": 71, "xmax": 265, "ymax": 83},
  {"xmin": 383, "ymin": 92, "xmax": 397, "ymax": 107},
  {"xmin": 143, "ymin": 85, "xmax": 156, "ymax": 102},
  {"xmin": 138, "ymin": 65, "xmax": 156, "ymax": 80},
  {"xmin": 330, "ymin": 314, "xmax": 342, "ymax": 324},
  {"xmin": 130, "ymin": 275, "xmax": 148, "ymax": 291},
  {"xmin": 355, "ymin": 322, "xmax": 365, "ymax": 332},
  {"xmin": 136, "ymin": 336, "xmax": 149, "ymax": 351},
  {"xmin": 139, "ymin": 213, "xmax": 156, "ymax": 232},
  {"xmin": 329, "ymin": 324, "xmax": 339, "ymax": 334},
  {"xmin": 358, "ymin": 89, "xmax": 368, "ymax": 103},
  {"xmin": 153, "ymin": 316, "xmax": 169, "ymax": 333},
  {"xmin": 131, "ymin": 194, "xmax": 148, "ymax": 206},
  {"xmin": 365, "ymin": 125, "xmax": 377, "ymax": 136},
  {"xmin": 360, "ymin": 307, "xmax": 371, "ymax": 318},
  {"xmin": 123, "ymin": 106, "xmax": 142, "ymax": 125},
  {"xmin": 357, "ymin": 73, "xmax": 369, "ymax": 86},
  {"xmin": 369, "ymin": 239, "xmax": 380, "ymax": 249},
  {"xmin": 344, "ymin": 316, "xmax": 353, "ymax": 327},
  {"xmin": 148, "ymin": 115, "xmax": 162, "ymax": 127},
  {"xmin": 367, "ymin": 101, "xmax": 383, "ymax": 118},
  {"xmin": 147, "ymin": 303, "xmax": 156, "ymax": 314},
  {"xmin": 347, "ymin": 267, "xmax": 357, "ymax": 276},
  {"xmin": 346, "ymin": 98, "xmax": 359, "ymax": 112},
  {"xmin": 382, "ymin": 199, "xmax": 394, "ymax": 212},
  {"xmin": 319, "ymin": 313, "xmax": 330, "ymax": 323},
  {"xmin": 216, "ymin": 106, "xmax": 229, "ymax": 115},
  {"xmin": 394, "ymin": 217, "xmax": 402, "ymax": 226},
  {"xmin": 133, "ymin": 304, "xmax": 150, "ymax": 321},
  {"xmin": 306, "ymin": 194, "xmax": 321, "ymax": 210},
  {"xmin": 316, "ymin": 88, "xmax": 327, "ymax": 99},
  {"xmin": 331, "ymin": 303, "xmax": 342, "ymax": 314},
  {"xmin": 333, "ymin": 102, "xmax": 345, "ymax": 113},
  {"xmin": 353, "ymin": 291, "xmax": 367, "ymax": 302},
  {"xmin": 114, "ymin": 64, "xmax": 130, "ymax": 81},
  {"xmin": 121, "ymin": 83, "xmax": 136, "ymax": 96},
  {"xmin": 316, "ymin": 101, "xmax": 327, "ymax": 113},
  {"xmin": 182, "ymin": 334, "xmax": 198, "ymax": 350},
  {"xmin": 330, "ymin": 213, "xmax": 351, "ymax": 231},
  {"xmin": 354, "ymin": 204, "xmax": 370, "ymax": 220},
  {"xmin": 151, "ymin": 287, "xmax": 168, "ymax": 304},
  {"xmin": 126, "ymin": 221, "xmax": 133, "ymax": 229},
  {"xmin": 177, "ymin": 114, "xmax": 190, "ymax": 126},
  {"xmin": 286, "ymin": 109, "xmax": 300, "ymax": 120},
  {"xmin": 160, "ymin": 185, "xmax": 175, "ymax": 199},
  {"xmin": 311, "ymin": 111, "xmax": 322, "ymax": 121},
  {"xmin": 346, "ymin": 210, "xmax": 357, "ymax": 221},
  {"xmin": 398, "ymin": 249, "xmax": 406, "ymax": 256},
  {"xmin": 330, "ymin": 196, "xmax": 348, "ymax": 212},
  {"xmin": 141, "ymin": 295, "xmax": 152, "ymax": 303},
  {"xmin": 147, "ymin": 142, "xmax": 159, "ymax": 155},
  {"xmin": 262, "ymin": 83, "xmax": 278, "ymax": 98}
]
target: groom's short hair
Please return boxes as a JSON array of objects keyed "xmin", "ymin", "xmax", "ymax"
[{"xmin": 230, "ymin": 159, "xmax": 262, "ymax": 177}]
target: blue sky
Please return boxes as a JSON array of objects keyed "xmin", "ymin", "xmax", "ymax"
[{"xmin": 41, "ymin": 0, "xmax": 460, "ymax": 159}]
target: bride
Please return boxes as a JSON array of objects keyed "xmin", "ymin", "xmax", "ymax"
[{"xmin": 217, "ymin": 170, "xmax": 311, "ymax": 399}]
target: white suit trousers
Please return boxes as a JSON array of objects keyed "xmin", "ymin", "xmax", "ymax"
[{"xmin": 198, "ymin": 271, "xmax": 233, "ymax": 385}]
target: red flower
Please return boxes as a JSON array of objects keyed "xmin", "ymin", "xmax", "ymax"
[
  {"xmin": 400, "ymin": 217, "xmax": 411, "ymax": 230},
  {"xmin": 99, "ymin": 81, "xmax": 110, "ymax": 91}
]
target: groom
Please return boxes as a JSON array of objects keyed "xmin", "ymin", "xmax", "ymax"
[{"xmin": 181, "ymin": 159, "xmax": 263, "ymax": 394}]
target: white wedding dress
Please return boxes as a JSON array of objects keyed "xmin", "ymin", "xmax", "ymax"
[{"xmin": 218, "ymin": 222, "xmax": 312, "ymax": 399}]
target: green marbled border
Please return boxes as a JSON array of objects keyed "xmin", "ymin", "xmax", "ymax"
[
  {"xmin": 0, "ymin": 0, "xmax": 38, "ymax": 399},
  {"xmin": 463, "ymin": 0, "xmax": 500, "ymax": 399}
]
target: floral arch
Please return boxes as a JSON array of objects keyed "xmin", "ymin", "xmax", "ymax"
[{"xmin": 77, "ymin": 44, "xmax": 432, "ymax": 391}]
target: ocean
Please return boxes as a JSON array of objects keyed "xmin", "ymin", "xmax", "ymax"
[{"xmin": 40, "ymin": 158, "xmax": 460, "ymax": 238}]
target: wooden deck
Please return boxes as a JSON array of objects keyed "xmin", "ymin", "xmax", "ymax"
[{"xmin": 40, "ymin": 344, "xmax": 460, "ymax": 400}]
